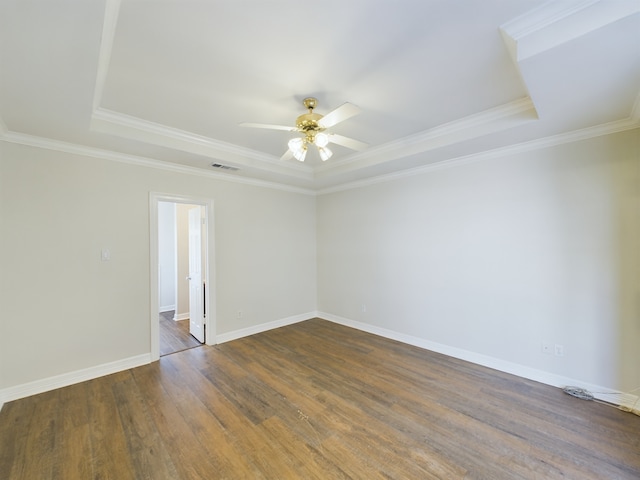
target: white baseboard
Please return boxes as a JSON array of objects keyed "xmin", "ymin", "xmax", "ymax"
[
  {"xmin": 318, "ymin": 312, "xmax": 639, "ymax": 412},
  {"xmin": 173, "ymin": 312, "xmax": 189, "ymax": 321},
  {"xmin": 216, "ymin": 311, "xmax": 317, "ymax": 344},
  {"xmin": 0, "ymin": 353, "xmax": 151, "ymax": 411},
  {"xmin": 159, "ymin": 305, "xmax": 175, "ymax": 313},
  {"xmin": 3, "ymin": 314, "xmax": 636, "ymax": 415},
  {"xmin": 0, "ymin": 312, "xmax": 315, "ymax": 411}
]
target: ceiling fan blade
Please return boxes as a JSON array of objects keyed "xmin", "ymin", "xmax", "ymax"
[
  {"xmin": 280, "ymin": 149, "xmax": 294, "ymax": 161},
  {"xmin": 239, "ymin": 122, "xmax": 297, "ymax": 132},
  {"xmin": 328, "ymin": 133, "xmax": 369, "ymax": 151},
  {"xmin": 318, "ymin": 102, "xmax": 361, "ymax": 128}
]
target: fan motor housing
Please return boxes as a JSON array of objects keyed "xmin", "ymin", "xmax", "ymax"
[{"xmin": 296, "ymin": 112, "xmax": 324, "ymax": 132}]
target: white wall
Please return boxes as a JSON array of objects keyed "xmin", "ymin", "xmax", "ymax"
[
  {"xmin": 1, "ymin": 128, "xmax": 637, "ymax": 402},
  {"xmin": 173, "ymin": 203, "xmax": 206, "ymax": 320},
  {"xmin": 158, "ymin": 201, "xmax": 176, "ymax": 312},
  {"xmin": 174, "ymin": 203, "xmax": 191, "ymax": 319},
  {"xmin": 0, "ymin": 141, "xmax": 317, "ymax": 391},
  {"xmin": 317, "ymin": 129, "xmax": 639, "ymax": 393}
]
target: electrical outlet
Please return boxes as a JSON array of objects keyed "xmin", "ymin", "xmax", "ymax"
[
  {"xmin": 555, "ymin": 344, "xmax": 564, "ymax": 357},
  {"xmin": 361, "ymin": 304, "xmax": 367, "ymax": 313},
  {"xmin": 542, "ymin": 342, "xmax": 552, "ymax": 354}
]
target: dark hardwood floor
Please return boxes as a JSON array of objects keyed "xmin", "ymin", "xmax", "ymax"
[
  {"xmin": 159, "ymin": 310, "xmax": 202, "ymax": 356},
  {"xmin": 1, "ymin": 318, "xmax": 639, "ymax": 479}
]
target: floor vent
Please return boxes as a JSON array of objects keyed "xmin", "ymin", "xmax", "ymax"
[{"xmin": 211, "ymin": 163, "xmax": 239, "ymax": 171}]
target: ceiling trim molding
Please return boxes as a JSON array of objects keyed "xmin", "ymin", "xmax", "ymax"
[
  {"xmin": 3, "ymin": 115, "xmax": 636, "ymax": 197},
  {"xmin": 1, "ymin": 131, "xmax": 316, "ymax": 196},
  {"xmin": 317, "ymin": 116, "xmax": 640, "ymax": 195},
  {"xmin": 90, "ymin": 108, "xmax": 314, "ymax": 181},
  {"xmin": 502, "ymin": 0, "xmax": 598, "ymax": 41},
  {"xmin": 92, "ymin": 0, "xmax": 122, "ymax": 110},
  {"xmin": 501, "ymin": 0, "xmax": 640, "ymax": 62},
  {"xmin": 90, "ymin": 96, "xmax": 538, "ymax": 183},
  {"xmin": 313, "ymin": 97, "xmax": 537, "ymax": 179}
]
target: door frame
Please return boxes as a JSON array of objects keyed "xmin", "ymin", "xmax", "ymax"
[{"xmin": 149, "ymin": 192, "xmax": 216, "ymax": 361}]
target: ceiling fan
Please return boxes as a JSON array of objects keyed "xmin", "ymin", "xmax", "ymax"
[{"xmin": 240, "ymin": 97, "xmax": 368, "ymax": 162}]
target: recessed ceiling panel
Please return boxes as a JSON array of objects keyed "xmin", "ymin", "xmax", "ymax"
[{"xmin": 102, "ymin": 0, "xmax": 534, "ymax": 154}]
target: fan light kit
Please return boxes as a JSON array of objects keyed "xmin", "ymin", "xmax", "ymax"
[{"xmin": 240, "ymin": 97, "xmax": 368, "ymax": 162}]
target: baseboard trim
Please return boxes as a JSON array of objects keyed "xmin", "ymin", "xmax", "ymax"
[
  {"xmin": 216, "ymin": 311, "xmax": 317, "ymax": 344},
  {"xmin": 159, "ymin": 305, "xmax": 175, "ymax": 313},
  {"xmin": 0, "ymin": 312, "xmax": 316, "ymax": 411},
  {"xmin": 173, "ymin": 312, "xmax": 189, "ymax": 321},
  {"xmin": 0, "ymin": 353, "xmax": 152, "ymax": 411},
  {"xmin": 3, "ymin": 315, "xmax": 636, "ymax": 414},
  {"xmin": 318, "ymin": 312, "xmax": 639, "ymax": 411}
]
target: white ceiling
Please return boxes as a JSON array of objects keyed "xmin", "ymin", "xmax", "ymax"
[{"xmin": 1, "ymin": 0, "xmax": 639, "ymax": 192}]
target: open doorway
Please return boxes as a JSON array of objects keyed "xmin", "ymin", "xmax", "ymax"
[
  {"xmin": 158, "ymin": 202, "xmax": 205, "ymax": 356},
  {"xmin": 150, "ymin": 193, "xmax": 215, "ymax": 361}
]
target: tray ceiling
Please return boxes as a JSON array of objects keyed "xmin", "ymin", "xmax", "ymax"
[{"xmin": 1, "ymin": 0, "xmax": 639, "ymax": 191}]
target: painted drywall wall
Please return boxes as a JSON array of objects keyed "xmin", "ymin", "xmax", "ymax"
[
  {"xmin": 317, "ymin": 129, "xmax": 639, "ymax": 393},
  {"xmin": 158, "ymin": 201, "xmax": 176, "ymax": 312},
  {"xmin": 174, "ymin": 203, "xmax": 191, "ymax": 319},
  {"xmin": 174, "ymin": 204, "xmax": 206, "ymax": 320},
  {"xmin": 0, "ymin": 141, "xmax": 317, "ymax": 390},
  {"xmin": 1, "ymin": 128, "xmax": 636, "ymax": 399}
]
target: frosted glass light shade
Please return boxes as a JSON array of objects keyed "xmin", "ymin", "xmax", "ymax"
[
  {"xmin": 293, "ymin": 147, "xmax": 307, "ymax": 161},
  {"xmin": 288, "ymin": 137, "xmax": 304, "ymax": 153},
  {"xmin": 314, "ymin": 132, "xmax": 329, "ymax": 147},
  {"xmin": 319, "ymin": 146, "xmax": 333, "ymax": 161}
]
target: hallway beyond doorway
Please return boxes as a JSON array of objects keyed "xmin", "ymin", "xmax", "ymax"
[{"xmin": 159, "ymin": 310, "xmax": 202, "ymax": 356}]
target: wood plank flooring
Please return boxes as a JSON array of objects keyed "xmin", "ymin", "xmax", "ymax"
[
  {"xmin": 159, "ymin": 310, "xmax": 202, "ymax": 356},
  {"xmin": 1, "ymin": 318, "xmax": 639, "ymax": 479}
]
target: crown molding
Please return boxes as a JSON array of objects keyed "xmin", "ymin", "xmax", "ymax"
[
  {"xmin": 90, "ymin": 108, "xmax": 314, "ymax": 181},
  {"xmin": 502, "ymin": 0, "xmax": 598, "ymax": 41},
  {"xmin": 317, "ymin": 116, "xmax": 640, "ymax": 195},
  {"xmin": 314, "ymin": 97, "xmax": 537, "ymax": 179},
  {"xmin": 3, "ymin": 115, "xmax": 636, "ymax": 197},
  {"xmin": 91, "ymin": 108, "xmax": 280, "ymax": 164},
  {"xmin": 501, "ymin": 0, "xmax": 640, "ymax": 62},
  {"xmin": 91, "ymin": 96, "xmax": 538, "ymax": 183},
  {"xmin": 1, "ymin": 131, "xmax": 316, "ymax": 196}
]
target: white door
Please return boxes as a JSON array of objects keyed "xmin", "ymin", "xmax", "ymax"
[{"xmin": 188, "ymin": 207, "xmax": 205, "ymax": 343}]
